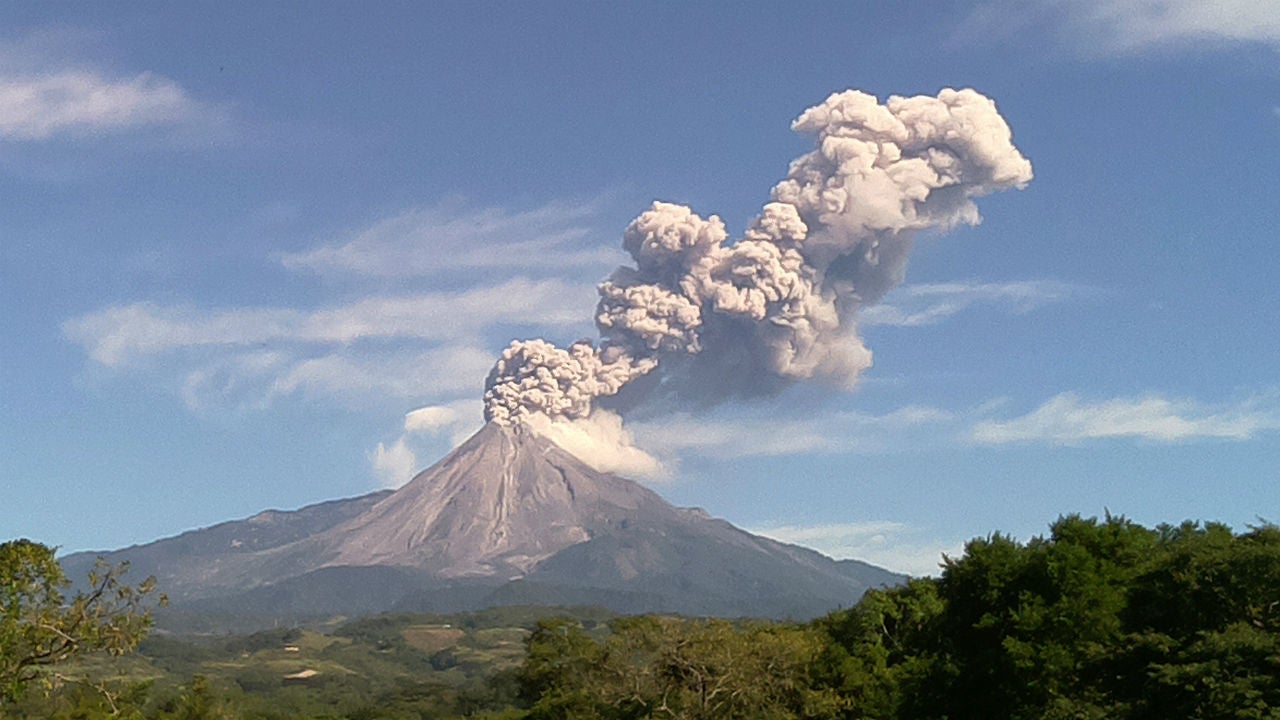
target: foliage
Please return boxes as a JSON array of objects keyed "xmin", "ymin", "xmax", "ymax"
[
  {"xmin": 0, "ymin": 539, "xmax": 164, "ymax": 704},
  {"xmin": 516, "ymin": 516, "xmax": 1280, "ymax": 719},
  {"xmin": 5, "ymin": 516, "xmax": 1278, "ymax": 718},
  {"xmin": 519, "ymin": 615, "xmax": 840, "ymax": 719},
  {"xmin": 4, "ymin": 605, "xmax": 601, "ymax": 719},
  {"xmin": 815, "ymin": 578, "xmax": 942, "ymax": 718},
  {"xmin": 815, "ymin": 515, "xmax": 1280, "ymax": 719}
]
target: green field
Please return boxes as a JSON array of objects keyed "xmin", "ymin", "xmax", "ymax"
[{"xmin": 2, "ymin": 605, "xmax": 616, "ymax": 720}]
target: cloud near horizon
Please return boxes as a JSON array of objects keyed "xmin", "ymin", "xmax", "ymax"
[
  {"xmin": 631, "ymin": 405, "xmax": 954, "ymax": 460},
  {"xmin": 752, "ymin": 521, "xmax": 965, "ymax": 577},
  {"xmin": 973, "ymin": 392, "xmax": 1280, "ymax": 445},
  {"xmin": 621, "ymin": 390, "xmax": 1280, "ymax": 469}
]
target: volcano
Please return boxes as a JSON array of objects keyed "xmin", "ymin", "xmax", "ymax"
[{"xmin": 63, "ymin": 423, "xmax": 903, "ymax": 630}]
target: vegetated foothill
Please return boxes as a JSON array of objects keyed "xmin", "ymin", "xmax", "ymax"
[{"xmin": 5, "ymin": 514, "xmax": 1278, "ymax": 719}]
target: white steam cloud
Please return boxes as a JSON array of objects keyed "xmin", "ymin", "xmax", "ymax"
[
  {"xmin": 484, "ymin": 88, "xmax": 1032, "ymax": 448},
  {"xmin": 371, "ymin": 400, "xmax": 485, "ymax": 487},
  {"xmin": 371, "ymin": 437, "xmax": 418, "ymax": 489},
  {"xmin": 523, "ymin": 410, "xmax": 667, "ymax": 481}
]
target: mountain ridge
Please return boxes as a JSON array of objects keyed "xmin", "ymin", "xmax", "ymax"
[{"xmin": 63, "ymin": 422, "xmax": 905, "ymax": 629}]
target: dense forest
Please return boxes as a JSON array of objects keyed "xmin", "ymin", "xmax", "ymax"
[{"xmin": 3, "ymin": 514, "xmax": 1278, "ymax": 719}]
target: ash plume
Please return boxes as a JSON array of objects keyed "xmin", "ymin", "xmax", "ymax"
[{"xmin": 484, "ymin": 88, "xmax": 1032, "ymax": 428}]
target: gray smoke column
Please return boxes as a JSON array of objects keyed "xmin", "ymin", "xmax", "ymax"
[{"xmin": 484, "ymin": 88, "xmax": 1032, "ymax": 425}]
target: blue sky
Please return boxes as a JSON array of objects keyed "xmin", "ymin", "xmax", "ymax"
[{"xmin": 3, "ymin": 1, "xmax": 1279, "ymax": 576}]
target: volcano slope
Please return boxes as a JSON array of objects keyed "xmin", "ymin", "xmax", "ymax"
[{"xmin": 63, "ymin": 423, "xmax": 904, "ymax": 629}]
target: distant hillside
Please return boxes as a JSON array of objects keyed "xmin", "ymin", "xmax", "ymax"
[
  {"xmin": 64, "ymin": 423, "xmax": 905, "ymax": 631},
  {"xmin": 2, "ymin": 605, "xmax": 614, "ymax": 719}
]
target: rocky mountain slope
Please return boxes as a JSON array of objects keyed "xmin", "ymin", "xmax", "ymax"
[{"xmin": 64, "ymin": 423, "xmax": 904, "ymax": 628}]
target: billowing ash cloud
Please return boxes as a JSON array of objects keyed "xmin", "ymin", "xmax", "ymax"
[
  {"xmin": 485, "ymin": 88, "xmax": 1032, "ymax": 425},
  {"xmin": 483, "ymin": 340, "xmax": 656, "ymax": 424}
]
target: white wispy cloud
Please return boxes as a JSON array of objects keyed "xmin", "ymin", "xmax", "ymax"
[
  {"xmin": 368, "ymin": 400, "xmax": 486, "ymax": 490},
  {"xmin": 177, "ymin": 345, "xmax": 496, "ymax": 412},
  {"xmin": 972, "ymin": 392, "xmax": 1280, "ymax": 445},
  {"xmin": 280, "ymin": 200, "xmax": 624, "ymax": 279},
  {"xmin": 752, "ymin": 521, "xmax": 964, "ymax": 577},
  {"xmin": 860, "ymin": 279, "xmax": 1086, "ymax": 327},
  {"xmin": 525, "ymin": 410, "xmax": 670, "ymax": 483},
  {"xmin": 1072, "ymin": 0, "xmax": 1280, "ymax": 51},
  {"xmin": 632, "ymin": 406, "xmax": 953, "ymax": 460},
  {"xmin": 965, "ymin": 0, "xmax": 1280, "ymax": 54},
  {"xmin": 67, "ymin": 273, "xmax": 599, "ymax": 416},
  {"xmin": 0, "ymin": 69, "xmax": 207, "ymax": 140},
  {"xmin": 626, "ymin": 389, "xmax": 1280, "ymax": 469},
  {"xmin": 267, "ymin": 346, "xmax": 495, "ymax": 403},
  {"xmin": 64, "ymin": 277, "xmax": 596, "ymax": 368},
  {"xmin": 404, "ymin": 399, "xmax": 486, "ymax": 444},
  {"xmin": 371, "ymin": 436, "xmax": 419, "ymax": 489},
  {"xmin": 65, "ymin": 191, "xmax": 621, "ymax": 476},
  {"xmin": 405, "ymin": 406, "xmax": 459, "ymax": 432},
  {"xmin": 0, "ymin": 29, "xmax": 225, "ymax": 143}
]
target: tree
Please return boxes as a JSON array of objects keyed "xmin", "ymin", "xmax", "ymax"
[
  {"xmin": 0, "ymin": 539, "xmax": 164, "ymax": 703},
  {"xmin": 924, "ymin": 515, "xmax": 1157, "ymax": 719},
  {"xmin": 817, "ymin": 515, "xmax": 1280, "ymax": 719},
  {"xmin": 816, "ymin": 578, "xmax": 943, "ymax": 719},
  {"xmin": 519, "ymin": 618, "xmax": 612, "ymax": 719},
  {"xmin": 520, "ymin": 616, "xmax": 839, "ymax": 720},
  {"xmin": 1116, "ymin": 522, "xmax": 1280, "ymax": 718}
]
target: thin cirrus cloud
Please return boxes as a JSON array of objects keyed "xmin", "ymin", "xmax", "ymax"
[
  {"xmin": 964, "ymin": 0, "xmax": 1280, "ymax": 54},
  {"xmin": 0, "ymin": 70, "xmax": 205, "ymax": 140},
  {"xmin": 265, "ymin": 346, "xmax": 496, "ymax": 404},
  {"xmin": 972, "ymin": 392, "xmax": 1280, "ymax": 445},
  {"xmin": 628, "ymin": 390, "xmax": 1280, "ymax": 465},
  {"xmin": 1069, "ymin": 0, "xmax": 1280, "ymax": 51},
  {"xmin": 177, "ymin": 345, "xmax": 497, "ymax": 412},
  {"xmin": 280, "ymin": 200, "xmax": 626, "ymax": 279},
  {"xmin": 859, "ymin": 279, "xmax": 1086, "ymax": 327},
  {"xmin": 66, "ymin": 275, "xmax": 597, "ymax": 414},
  {"xmin": 64, "ymin": 276, "xmax": 597, "ymax": 368},
  {"xmin": 63, "ymin": 194, "xmax": 620, "ymax": 431},
  {"xmin": 631, "ymin": 406, "xmax": 954, "ymax": 460},
  {"xmin": 752, "ymin": 521, "xmax": 965, "ymax": 577}
]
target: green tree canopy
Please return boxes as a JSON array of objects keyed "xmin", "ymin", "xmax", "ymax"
[
  {"xmin": 519, "ymin": 615, "xmax": 840, "ymax": 720},
  {"xmin": 1, "ymin": 539, "xmax": 164, "ymax": 703},
  {"xmin": 819, "ymin": 515, "xmax": 1280, "ymax": 719}
]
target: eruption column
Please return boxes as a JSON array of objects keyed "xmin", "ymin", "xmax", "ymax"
[{"xmin": 484, "ymin": 87, "xmax": 1032, "ymax": 425}]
